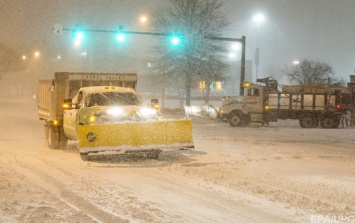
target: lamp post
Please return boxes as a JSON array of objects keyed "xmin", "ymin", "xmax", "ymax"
[
  {"xmin": 34, "ymin": 51, "xmax": 40, "ymax": 58},
  {"xmin": 140, "ymin": 15, "xmax": 148, "ymax": 24},
  {"xmin": 253, "ymin": 13, "xmax": 264, "ymax": 81}
]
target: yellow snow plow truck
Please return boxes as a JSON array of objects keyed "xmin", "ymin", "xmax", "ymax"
[{"xmin": 37, "ymin": 72, "xmax": 194, "ymax": 161}]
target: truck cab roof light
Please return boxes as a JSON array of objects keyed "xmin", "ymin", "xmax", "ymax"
[{"xmin": 243, "ymin": 82, "xmax": 250, "ymax": 87}]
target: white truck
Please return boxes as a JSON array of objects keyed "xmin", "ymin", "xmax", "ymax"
[
  {"xmin": 220, "ymin": 76, "xmax": 355, "ymax": 128},
  {"xmin": 37, "ymin": 72, "xmax": 194, "ymax": 160}
]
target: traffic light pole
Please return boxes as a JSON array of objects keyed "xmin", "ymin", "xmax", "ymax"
[
  {"xmin": 58, "ymin": 26, "xmax": 246, "ymax": 96},
  {"xmin": 63, "ymin": 27, "xmax": 168, "ymax": 37}
]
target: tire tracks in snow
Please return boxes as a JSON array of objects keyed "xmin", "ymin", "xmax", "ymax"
[
  {"xmin": 11, "ymin": 153, "xmax": 129, "ymax": 223},
  {"xmin": 100, "ymin": 164, "xmax": 299, "ymax": 223},
  {"xmin": 15, "ymin": 152, "xmax": 176, "ymax": 223}
]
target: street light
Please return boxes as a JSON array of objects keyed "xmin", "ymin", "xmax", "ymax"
[
  {"xmin": 229, "ymin": 43, "xmax": 240, "ymax": 60},
  {"xmin": 293, "ymin": 60, "xmax": 300, "ymax": 65},
  {"xmin": 34, "ymin": 51, "xmax": 40, "ymax": 58},
  {"xmin": 140, "ymin": 16, "xmax": 148, "ymax": 24},
  {"xmin": 74, "ymin": 40, "xmax": 81, "ymax": 47},
  {"xmin": 228, "ymin": 53, "xmax": 237, "ymax": 59},
  {"xmin": 253, "ymin": 13, "xmax": 264, "ymax": 81},
  {"xmin": 231, "ymin": 43, "xmax": 241, "ymax": 51}
]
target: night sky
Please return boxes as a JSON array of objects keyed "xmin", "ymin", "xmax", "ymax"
[{"xmin": 1, "ymin": 0, "xmax": 355, "ymax": 82}]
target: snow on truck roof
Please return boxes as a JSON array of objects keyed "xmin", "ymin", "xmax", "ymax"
[{"xmin": 80, "ymin": 86, "xmax": 137, "ymax": 94}]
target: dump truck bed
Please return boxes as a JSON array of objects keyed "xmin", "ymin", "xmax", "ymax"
[{"xmin": 37, "ymin": 72, "xmax": 138, "ymax": 122}]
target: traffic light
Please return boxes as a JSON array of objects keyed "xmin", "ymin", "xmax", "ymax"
[
  {"xmin": 72, "ymin": 24, "xmax": 84, "ymax": 41},
  {"xmin": 116, "ymin": 26, "xmax": 125, "ymax": 42},
  {"xmin": 74, "ymin": 31, "xmax": 84, "ymax": 41},
  {"xmin": 170, "ymin": 29, "xmax": 182, "ymax": 46},
  {"xmin": 117, "ymin": 34, "xmax": 125, "ymax": 41},
  {"xmin": 171, "ymin": 36, "xmax": 180, "ymax": 45}
]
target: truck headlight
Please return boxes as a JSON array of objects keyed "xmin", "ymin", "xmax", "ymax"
[
  {"xmin": 107, "ymin": 107, "xmax": 124, "ymax": 116},
  {"xmin": 139, "ymin": 107, "xmax": 157, "ymax": 116},
  {"xmin": 89, "ymin": 116, "xmax": 96, "ymax": 123}
]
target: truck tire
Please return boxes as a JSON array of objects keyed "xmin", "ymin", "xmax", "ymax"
[
  {"xmin": 241, "ymin": 114, "xmax": 251, "ymax": 127},
  {"xmin": 46, "ymin": 125, "xmax": 68, "ymax": 149},
  {"xmin": 229, "ymin": 111, "xmax": 243, "ymax": 127},
  {"xmin": 299, "ymin": 115, "xmax": 318, "ymax": 128},
  {"xmin": 46, "ymin": 125, "xmax": 59, "ymax": 149},
  {"xmin": 320, "ymin": 116, "xmax": 340, "ymax": 129}
]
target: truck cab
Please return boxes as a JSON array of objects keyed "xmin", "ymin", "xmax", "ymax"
[
  {"xmin": 63, "ymin": 86, "xmax": 158, "ymax": 140},
  {"xmin": 220, "ymin": 83, "xmax": 267, "ymax": 126},
  {"xmin": 220, "ymin": 76, "xmax": 354, "ymax": 128}
]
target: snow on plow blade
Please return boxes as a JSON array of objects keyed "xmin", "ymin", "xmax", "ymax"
[{"xmin": 78, "ymin": 119, "xmax": 194, "ymax": 159}]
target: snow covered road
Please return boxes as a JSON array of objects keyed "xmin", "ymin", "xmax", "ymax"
[{"xmin": 0, "ymin": 97, "xmax": 354, "ymax": 223}]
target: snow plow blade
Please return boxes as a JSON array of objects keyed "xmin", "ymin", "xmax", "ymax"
[{"xmin": 78, "ymin": 119, "xmax": 194, "ymax": 160}]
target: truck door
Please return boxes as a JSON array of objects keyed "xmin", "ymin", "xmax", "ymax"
[
  {"xmin": 63, "ymin": 91, "xmax": 83, "ymax": 140},
  {"xmin": 245, "ymin": 87, "xmax": 264, "ymax": 113}
]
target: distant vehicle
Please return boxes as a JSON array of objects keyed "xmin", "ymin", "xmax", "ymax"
[
  {"xmin": 37, "ymin": 72, "xmax": 194, "ymax": 161},
  {"xmin": 220, "ymin": 76, "xmax": 355, "ymax": 128}
]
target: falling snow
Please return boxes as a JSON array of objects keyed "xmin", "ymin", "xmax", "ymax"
[{"xmin": 0, "ymin": 96, "xmax": 354, "ymax": 223}]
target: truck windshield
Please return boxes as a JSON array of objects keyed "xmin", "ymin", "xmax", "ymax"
[{"xmin": 86, "ymin": 92, "xmax": 142, "ymax": 107}]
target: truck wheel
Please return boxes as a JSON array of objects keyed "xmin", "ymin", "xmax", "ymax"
[
  {"xmin": 241, "ymin": 114, "xmax": 251, "ymax": 127},
  {"xmin": 331, "ymin": 117, "xmax": 340, "ymax": 128},
  {"xmin": 46, "ymin": 125, "xmax": 59, "ymax": 149},
  {"xmin": 229, "ymin": 111, "xmax": 243, "ymax": 127},
  {"xmin": 299, "ymin": 115, "xmax": 317, "ymax": 128},
  {"xmin": 312, "ymin": 117, "xmax": 319, "ymax": 128},
  {"xmin": 321, "ymin": 116, "xmax": 340, "ymax": 129}
]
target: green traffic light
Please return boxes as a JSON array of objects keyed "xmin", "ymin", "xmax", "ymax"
[
  {"xmin": 72, "ymin": 24, "xmax": 84, "ymax": 41},
  {"xmin": 117, "ymin": 33, "xmax": 125, "ymax": 42},
  {"xmin": 75, "ymin": 32, "xmax": 84, "ymax": 41},
  {"xmin": 116, "ymin": 25, "xmax": 125, "ymax": 42},
  {"xmin": 171, "ymin": 37, "xmax": 180, "ymax": 45}
]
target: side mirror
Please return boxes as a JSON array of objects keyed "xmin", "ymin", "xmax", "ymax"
[
  {"xmin": 63, "ymin": 99, "xmax": 81, "ymax": 110},
  {"xmin": 151, "ymin": 99, "xmax": 159, "ymax": 110},
  {"xmin": 72, "ymin": 103, "xmax": 81, "ymax": 109},
  {"xmin": 62, "ymin": 99, "xmax": 72, "ymax": 110}
]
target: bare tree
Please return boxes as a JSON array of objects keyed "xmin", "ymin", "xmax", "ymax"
[
  {"xmin": 264, "ymin": 65, "xmax": 284, "ymax": 83},
  {"xmin": 283, "ymin": 59, "xmax": 341, "ymax": 86},
  {"xmin": 151, "ymin": 0, "xmax": 229, "ymax": 106}
]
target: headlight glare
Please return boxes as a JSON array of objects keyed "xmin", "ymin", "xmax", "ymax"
[
  {"xmin": 107, "ymin": 107, "xmax": 124, "ymax": 116},
  {"xmin": 140, "ymin": 107, "xmax": 157, "ymax": 116},
  {"xmin": 89, "ymin": 116, "xmax": 96, "ymax": 123}
]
